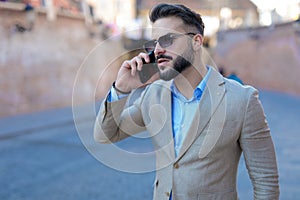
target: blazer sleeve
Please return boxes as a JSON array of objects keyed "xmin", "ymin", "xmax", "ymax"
[
  {"xmin": 94, "ymin": 88, "xmax": 146, "ymax": 143},
  {"xmin": 239, "ymin": 88, "xmax": 280, "ymax": 199}
]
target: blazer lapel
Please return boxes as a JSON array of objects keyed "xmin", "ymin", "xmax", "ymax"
[
  {"xmin": 175, "ymin": 68, "xmax": 226, "ymax": 161},
  {"xmin": 151, "ymin": 81, "xmax": 176, "ymax": 166}
]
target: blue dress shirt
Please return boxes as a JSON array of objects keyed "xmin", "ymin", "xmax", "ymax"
[{"xmin": 170, "ymin": 67, "xmax": 211, "ymax": 157}]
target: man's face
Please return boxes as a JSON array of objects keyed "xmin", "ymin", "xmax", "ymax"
[{"xmin": 151, "ymin": 17, "xmax": 195, "ymax": 81}]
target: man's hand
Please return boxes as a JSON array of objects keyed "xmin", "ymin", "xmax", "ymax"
[{"xmin": 114, "ymin": 52, "xmax": 159, "ymax": 94}]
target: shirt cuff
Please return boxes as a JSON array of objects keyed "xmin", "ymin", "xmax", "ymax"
[{"xmin": 107, "ymin": 86, "xmax": 129, "ymax": 102}]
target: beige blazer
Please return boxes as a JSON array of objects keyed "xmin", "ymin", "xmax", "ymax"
[{"xmin": 94, "ymin": 68, "xmax": 279, "ymax": 200}]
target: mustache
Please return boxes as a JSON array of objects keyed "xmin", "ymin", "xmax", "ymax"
[{"xmin": 156, "ymin": 54, "xmax": 173, "ymax": 60}]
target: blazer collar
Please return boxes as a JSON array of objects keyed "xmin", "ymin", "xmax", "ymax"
[
  {"xmin": 175, "ymin": 68, "xmax": 226, "ymax": 161},
  {"xmin": 151, "ymin": 68, "xmax": 226, "ymax": 164}
]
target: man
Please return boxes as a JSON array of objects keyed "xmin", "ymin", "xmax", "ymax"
[{"xmin": 94, "ymin": 3, "xmax": 279, "ymax": 200}]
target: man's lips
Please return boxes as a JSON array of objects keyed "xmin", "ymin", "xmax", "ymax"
[
  {"xmin": 157, "ymin": 58, "xmax": 170, "ymax": 64},
  {"xmin": 156, "ymin": 55, "xmax": 172, "ymax": 65}
]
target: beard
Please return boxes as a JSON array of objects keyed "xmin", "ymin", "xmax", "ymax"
[{"xmin": 159, "ymin": 46, "xmax": 194, "ymax": 81}]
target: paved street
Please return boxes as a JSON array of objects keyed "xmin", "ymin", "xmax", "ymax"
[{"xmin": 0, "ymin": 90, "xmax": 299, "ymax": 200}]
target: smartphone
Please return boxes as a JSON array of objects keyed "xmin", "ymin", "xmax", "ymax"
[{"xmin": 139, "ymin": 51, "xmax": 159, "ymax": 83}]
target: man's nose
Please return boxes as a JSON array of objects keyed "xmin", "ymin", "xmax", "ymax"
[{"xmin": 154, "ymin": 42, "xmax": 165, "ymax": 56}]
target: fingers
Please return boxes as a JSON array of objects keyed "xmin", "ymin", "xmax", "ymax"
[
  {"xmin": 122, "ymin": 52, "xmax": 149, "ymax": 76},
  {"xmin": 135, "ymin": 57, "xmax": 143, "ymax": 72},
  {"xmin": 116, "ymin": 52, "xmax": 157, "ymax": 92}
]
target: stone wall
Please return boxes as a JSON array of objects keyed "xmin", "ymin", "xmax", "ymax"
[
  {"xmin": 0, "ymin": 6, "xmax": 125, "ymax": 117},
  {"xmin": 1, "ymin": 3, "xmax": 300, "ymax": 118},
  {"xmin": 213, "ymin": 21, "xmax": 300, "ymax": 95}
]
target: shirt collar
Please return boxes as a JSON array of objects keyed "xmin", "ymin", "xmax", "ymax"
[{"xmin": 170, "ymin": 66, "xmax": 212, "ymax": 101}]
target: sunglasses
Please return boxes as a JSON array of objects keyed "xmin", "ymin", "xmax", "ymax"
[{"xmin": 143, "ymin": 32, "xmax": 197, "ymax": 53}]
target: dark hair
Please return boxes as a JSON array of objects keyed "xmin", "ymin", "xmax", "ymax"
[{"xmin": 149, "ymin": 3, "xmax": 205, "ymax": 36}]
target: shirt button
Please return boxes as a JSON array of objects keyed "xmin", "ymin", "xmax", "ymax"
[
  {"xmin": 165, "ymin": 192, "xmax": 170, "ymax": 197},
  {"xmin": 174, "ymin": 163, "xmax": 179, "ymax": 169}
]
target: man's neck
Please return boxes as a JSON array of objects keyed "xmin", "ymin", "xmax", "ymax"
[{"xmin": 174, "ymin": 64, "xmax": 207, "ymax": 99}]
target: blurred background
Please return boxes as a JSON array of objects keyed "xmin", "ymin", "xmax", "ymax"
[
  {"xmin": 0, "ymin": 0, "xmax": 300, "ymax": 117},
  {"xmin": 1, "ymin": 0, "xmax": 300, "ymax": 199}
]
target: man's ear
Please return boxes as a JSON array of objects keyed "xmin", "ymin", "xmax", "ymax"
[{"xmin": 193, "ymin": 34, "xmax": 204, "ymax": 51}]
